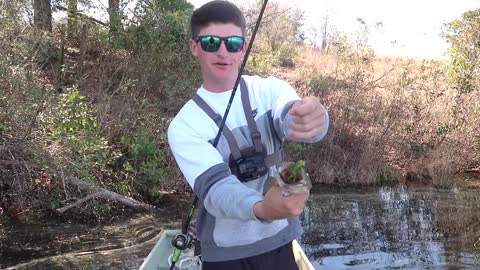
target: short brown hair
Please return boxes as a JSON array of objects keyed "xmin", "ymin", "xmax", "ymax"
[{"xmin": 190, "ymin": 1, "xmax": 246, "ymax": 39}]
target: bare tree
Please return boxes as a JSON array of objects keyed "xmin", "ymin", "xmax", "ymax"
[
  {"xmin": 108, "ymin": 0, "xmax": 121, "ymax": 40},
  {"xmin": 67, "ymin": 0, "xmax": 78, "ymax": 39},
  {"xmin": 320, "ymin": 16, "xmax": 329, "ymax": 51},
  {"xmin": 33, "ymin": 0, "xmax": 52, "ymax": 32}
]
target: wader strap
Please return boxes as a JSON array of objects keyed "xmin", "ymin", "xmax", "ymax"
[
  {"xmin": 192, "ymin": 94, "xmax": 242, "ymax": 161},
  {"xmin": 240, "ymin": 78, "xmax": 263, "ymax": 153},
  {"xmin": 264, "ymin": 150, "xmax": 282, "ymax": 168}
]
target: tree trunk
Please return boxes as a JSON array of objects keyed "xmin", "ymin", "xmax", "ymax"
[
  {"xmin": 320, "ymin": 17, "xmax": 328, "ymax": 51},
  {"xmin": 108, "ymin": 0, "xmax": 121, "ymax": 40},
  {"xmin": 33, "ymin": 0, "xmax": 52, "ymax": 32},
  {"xmin": 67, "ymin": 0, "xmax": 78, "ymax": 40}
]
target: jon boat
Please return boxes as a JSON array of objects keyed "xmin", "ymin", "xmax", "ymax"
[
  {"xmin": 140, "ymin": 166, "xmax": 315, "ymax": 269},
  {"xmin": 139, "ymin": 229, "xmax": 314, "ymax": 270},
  {"xmin": 139, "ymin": 229, "xmax": 199, "ymax": 270}
]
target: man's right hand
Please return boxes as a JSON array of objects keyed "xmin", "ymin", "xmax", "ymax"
[{"xmin": 253, "ymin": 185, "xmax": 309, "ymax": 221}]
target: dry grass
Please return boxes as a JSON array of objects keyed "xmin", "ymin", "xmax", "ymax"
[
  {"xmin": 282, "ymin": 46, "xmax": 479, "ymax": 186},
  {"xmin": 2, "ymin": 18, "xmax": 479, "ymax": 223}
]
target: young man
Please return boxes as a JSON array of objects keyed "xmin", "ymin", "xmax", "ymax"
[{"xmin": 167, "ymin": 1, "xmax": 329, "ymax": 269}]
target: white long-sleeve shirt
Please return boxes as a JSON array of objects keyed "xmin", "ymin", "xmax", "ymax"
[{"xmin": 167, "ymin": 75, "xmax": 329, "ymax": 262}]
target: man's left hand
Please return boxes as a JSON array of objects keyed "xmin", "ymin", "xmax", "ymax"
[{"xmin": 287, "ymin": 96, "xmax": 328, "ymax": 141}]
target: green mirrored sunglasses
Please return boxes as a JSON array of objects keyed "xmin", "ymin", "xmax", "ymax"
[{"xmin": 196, "ymin": 35, "xmax": 245, "ymax": 53}]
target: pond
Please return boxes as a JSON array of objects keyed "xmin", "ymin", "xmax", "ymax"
[
  {"xmin": 301, "ymin": 185, "xmax": 480, "ymax": 269},
  {"xmin": 2, "ymin": 185, "xmax": 480, "ymax": 269}
]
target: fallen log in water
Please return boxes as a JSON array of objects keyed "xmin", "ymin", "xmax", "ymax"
[{"xmin": 56, "ymin": 176, "xmax": 163, "ymax": 214}]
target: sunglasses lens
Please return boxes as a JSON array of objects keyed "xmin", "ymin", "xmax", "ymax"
[
  {"xmin": 200, "ymin": 36, "xmax": 221, "ymax": 52},
  {"xmin": 226, "ymin": 37, "xmax": 244, "ymax": 52},
  {"xmin": 197, "ymin": 36, "xmax": 244, "ymax": 53}
]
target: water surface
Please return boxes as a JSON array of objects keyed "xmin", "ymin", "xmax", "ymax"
[
  {"xmin": 301, "ymin": 186, "xmax": 480, "ymax": 269},
  {"xmin": 3, "ymin": 185, "xmax": 480, "ymax": 269}
]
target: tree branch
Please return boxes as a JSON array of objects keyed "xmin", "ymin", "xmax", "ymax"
[
  {"xmin": 56, "ymin": 192, "xmax": 104, "ymax": 213},
  {"xmin": 57, "ymin": 176, "xmax": 163, "ymax": 214},
  {"xmin": 53, "ymin": 5, "xmax": 108, "ymax": 26}
]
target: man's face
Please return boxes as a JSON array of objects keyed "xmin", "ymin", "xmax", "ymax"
[{"xmin": 189, "ymin": 23, "xmax": 246, "ymax": 92}]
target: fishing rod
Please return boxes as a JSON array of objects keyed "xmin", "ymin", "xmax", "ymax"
[{"xmin": 169, "ymin": 1, "xmax": 269, "ymax": 269}]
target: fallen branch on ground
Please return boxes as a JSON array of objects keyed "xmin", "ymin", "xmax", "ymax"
[{"xmin": 57, "ymin": 176, "xmax": 163, "ymax": 214}]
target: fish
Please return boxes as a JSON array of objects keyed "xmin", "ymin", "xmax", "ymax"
[{"xmin": 265, "ymin": 161, "xmax": 312, "ymax": 197}]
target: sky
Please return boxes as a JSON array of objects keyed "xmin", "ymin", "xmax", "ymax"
[{"xmin": 188, "ymin": 0, "xmax": 480, "ymax": 59}]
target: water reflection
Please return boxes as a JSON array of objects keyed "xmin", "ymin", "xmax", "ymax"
[{"xmin": 300, "ymin": 186, "xmax": 480, "ymax": 269}]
